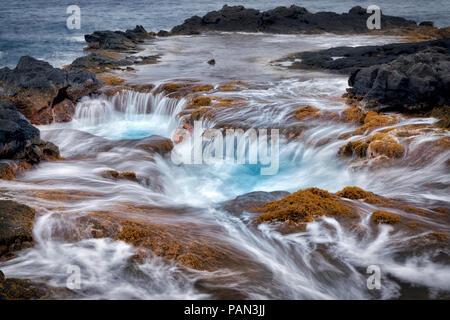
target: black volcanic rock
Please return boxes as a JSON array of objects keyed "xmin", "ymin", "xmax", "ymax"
[
  {"xmin": 0, "ymin": 101, "xmax": 40, "ymax": 160},
  {"xmin": 288, "ymin": 38, "xmax": 450, "ymax": 74},
  {"xmin": 0, "ymin": 101, "xmax": 60, "ymax": 178},
  {"xmin": 84, "ymin": 25, "xmax": 154, "ymax": 50},
  {"xmin": 348, "ymin": 47, "xmax": 450, "ymax": 110},
  {"xmin": 68, "ymin": 52, "xmax": 160, "ymax": 74},
  {"xmin": 171, "ymin": 5, "xmax": 416, "ymax": 35},
  {"xmin": 0, "ymin": 56, "xmax": 102, "ymax": 124}
]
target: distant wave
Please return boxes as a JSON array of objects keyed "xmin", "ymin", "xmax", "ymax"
[{"xmin": 68, "ymin": 35, "xmax": 86, "ymax": 43}]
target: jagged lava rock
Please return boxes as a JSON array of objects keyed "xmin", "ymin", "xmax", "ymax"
[
  {"xmin": 0, "ymin": 56, "xmax": 102, "ymax": 124},
  {"xmin": 0, "ymin": 101, "xmax": 60, "ymax": 178},
  {"xmin": 84, "ymin": 25, "xmax": 154, "ymax": 50},
  {"xmin": 289, "ymin": 38, "xmax": 450, "ymax": 74},
  {"xmin": 0, "ymin": 101, "xmax": 40, "ymax": 159},
  {"xmin": 348, "ymin": 47, "xmax": 450, "ymax": 110},
  {"xmin": 171, "ymin": 5, "xmax": 416, "ymax": 35}
]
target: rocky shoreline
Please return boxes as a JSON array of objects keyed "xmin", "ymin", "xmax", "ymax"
[
  {"xmin": 170, "ymin": 5, "xmax": 418, "ymax": 35},
  {"xmin": 0, "ymin": 5, "xmax": 449, "ymax": 299},
  {"xmin": 281, "ymin": 38, "xmax": 450, "ymax": 111},
  {"xmin": 0, "ymin": 56, "xmax": 102, "ymax": 124}
]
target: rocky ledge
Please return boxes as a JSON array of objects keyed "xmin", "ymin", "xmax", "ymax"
[
  {"xmin": 67, "ymin": 25, "xmax": 160, "ymax": 75},
  {"xmin": 0, "ymin": 200, "xmax": 35, "ymax": 258},
  {"xmin": 0, "ymin": 101, "xmax": 60, "ymax": 179},
  {"xmin": 0, "ymin": 56, "xmax": 102, "ymax": 125},
  {"xmin": 170, "ymin": 5, "xmax": 416, "ymax": 35},
  {"xmin": 84, "ymin": 25, "xmax": 154, "ymax": 51},
  {"xmin": 283, "ymin": 37, "xmax": 450, "ymax": 111},
  {"xmin": 286, "ymin": 38, "xmax": 450, "ymax": 74},
  {"xmin": 348, "ymin": 46, "xmax": 450, "ymax": 110}
]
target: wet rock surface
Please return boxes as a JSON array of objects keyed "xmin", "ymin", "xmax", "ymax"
[
  {"xmin": 348, "ymin": 46, "xmax": 450, "ymax": 110},
  {"xmin": 68, "ymin": 51, "xmax": 160, "ymax": 74},
  {"xmin": 0, "ymin": 101, "xmax": 60, "ymax": 178},
  {"xmin": 171, "ymin": 5, "xmax": 416, "ymax": 35},
  {"xmin": 0, "ymin": 269, "xmax": 73, "ymax": 300},
  {"xmin": 0, "ymin": 56, "xmax": 102, "ymax": 125},
  {"xmin": 283, "ymin": 37, "xmax": 450, "ymax": 111},
  {"xmin": 221, "ymin": 191, "xmax": 289, "ymax": 216},
  {"xmin": 0, "ymin": 200, "xmax": 35, "ymax": 258},
  {"xmin": 0, "ymin": 101, "xmax": 40, "ymax": 159},
  {"xmin": 287, "ymin": 38, "xmax": 450, "ymax": 75},
  {"xmin": 84, "ymin": 25, "xmax": 154, "ymax": 51}
]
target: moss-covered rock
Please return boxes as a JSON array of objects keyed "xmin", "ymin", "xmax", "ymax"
[
  {"xmin": 0, "ymin": 270, "xmax": 74, "ymax": 300},
  {"xmin": 294, "ymin": 105, "xmax": 338, "ymax": 121},
  {"xmin": 100, "ymin": 170, "xmax": 138, "ymax": 182},
  {"xmin": 258, "ymin": 187, "xmax": 355, "ymax": 224},
  {"xmin": 371, "ymin": 210, "xmax": 402, "ymax": 224},
  {"xmin": 0, "ymin": 200, "xmax": 35, "ymax": 257}
]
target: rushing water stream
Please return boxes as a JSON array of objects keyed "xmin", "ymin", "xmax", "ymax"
[{"xmin": 0, "ymin": 33, "xmax": 449, "ymax": 299}]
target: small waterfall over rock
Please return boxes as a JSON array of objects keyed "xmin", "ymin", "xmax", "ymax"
[{"xmin": 71, "ymin": 90, "xmax": 186, "ymax": 140}]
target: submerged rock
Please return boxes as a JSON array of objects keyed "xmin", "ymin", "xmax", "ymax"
[
  {"xmin": 0, "ymin": 200, "xmax": 35, "ymax": 257},
  {"xmin": 116, "ymin": 135, "xmax": 174, "ymax": 156},
  {"xmin": 171, "ymin": 5, "xmax": 416, "ymax": 35},
  {"xmin": 100, "ymin": 170, "xmax": 138, "ymax": 182},
  {"xmin": 0, "ymin": 271, "xmax": 73, "ymax": 299},
  {"xmin": 348, "ymin": 47, "xmax": 450, "ymax": 110},
  {"xmin": 221, "ymin": 191, "xmax": 289, "ymax": 216},
  {"xmin": 258, "ymin": 187, "xmax": 356, "ymax": 224},
  {"xmin": 0, "ymin": 56, "xmax": 102, "ymax": 124}
]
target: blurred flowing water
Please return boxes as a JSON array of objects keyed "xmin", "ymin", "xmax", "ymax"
[
  {"xmin": 0, "ymin": 31, "xmax": 449, "ymax": 299},
  {"xmin": 1, "ymin": 0, "xmax": 449, "ymax": 67}
]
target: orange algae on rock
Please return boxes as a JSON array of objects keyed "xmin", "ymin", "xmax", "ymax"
[
  {"xmin": 340, "ymin": 105, "xmax": 398, "ymax": 135},
  {"xmin": 367, "ymin": 132, "xmax": 404, "ymax": 159},
  {"xmin": 294, "ymin": 106, "xmax": 319, "ymax": 120},
  {"xmin": 341, "ymin": 105, "xmax": 367, "ymax": 124},
  {"xmin": 338, "ymin": 139, "xmax": 369, "ymax": 157},
  {"xmin": 162, "ymin": 83, "xmax": 187, "ymax": 93},
  {"xmin": 190, "ymin": 107, "xmax": 214, "ymax": 121},
  {"xmin": 191, "ymin": 84, "xmax": 214, "ymax": 92},
  {"xmin": 258, "ymin": 187, "xmax": 354, "ymax": 224},
  {"xmin": 429, "ymin": 232, "xmax": 449, "ymax": 241},
  {"xmin": 97, "ymin": 75, "xmax": 125, "ymax": 86},
  {"xmin": 103, "ymin": 83, "xmax": 155, "ymax": 96},
  {"xmin": 336, "ymin": 186, "xmax": 391, "ymax": 206},
  {"xmin": 294, "ymin": 105, "xmax": 338, "ymax": 121},
  {"xmin": 354, "ymin": 111, "xmax": 398, "ymax": 135},
  {"xmin": 371, "ymin": 210, "xmax": 401, "ymax": 224},
  {"xmin": 218, "ymin": 81, "xmax": 248, "ymax": 91},
  {"xmin": 114, "ymin": 219, "xmax": 226, "ymax": 271},
  {"xmin": 183, "ymin": 96, "xmax": 247, "ymax": 123},
  {"xmin": 0, "ymin": 162, "xmax": 17, "ymax": 180},
  {"xmin": 160, "ymin": 83, "xmax": 213, "ymax": 96},
  {"xmin": 100, "ymin": 170, "xmax": 138, "ymax": 182},
  {"xmin": 339, "ymin": 132, "xmax": 404, "ymax": 159},
  {"xmin": 185, "ymin": 96, "xmax": 212, "ymax": 109},
  {"xmin": 336, "ymin": 186, "xmax": 375, "ymax": 199}
]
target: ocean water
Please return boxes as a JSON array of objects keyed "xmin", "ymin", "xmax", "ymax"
[
  {"xmin": 0, "ymin": 29, "xmax": 449, "ymax": 299},
  {"xmin": 0, "ymin": 2, "xmax": 450, "ymax": 300},
  {"xmin": 0, "ymin": 0, "xmax": 449, "ymax": 68}
]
